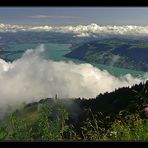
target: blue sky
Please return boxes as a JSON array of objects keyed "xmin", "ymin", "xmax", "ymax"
[{"xmin": 0, "ymin": 7, "xmax": 148, "ymax": 26}]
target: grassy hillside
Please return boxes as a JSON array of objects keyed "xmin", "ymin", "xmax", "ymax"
[
  {"xmin": 65, "ymin": 38, "xmax": 148, "ymax": 72},
  {"xmin": 0, "ymin": 81, "xmax": 147, "ymax": 141}
]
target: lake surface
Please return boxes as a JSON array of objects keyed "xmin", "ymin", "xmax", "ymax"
[{"xmin": 6, "ymin": 43, "xmax": 145, "ymax": 77}]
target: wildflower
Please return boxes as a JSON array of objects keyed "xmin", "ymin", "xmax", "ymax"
[
  {"xmin": 144, "ymin": 105, "xmax": 148, "ymax": 118},
  {"xmin": 110, "ymin": 131, "xmax": 117, "ymax": 137}
]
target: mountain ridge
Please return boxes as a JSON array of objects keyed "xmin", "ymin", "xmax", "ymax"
[{"xmin": 65, "ymin": 38, "xmax": 148, "ymax": 71}]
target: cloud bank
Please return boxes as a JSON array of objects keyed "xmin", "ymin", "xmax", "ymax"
[
  {"xmin": 0, "ymin": 44, "xmax": 147, "ymax": 114},
  {"xmin": 1, "ymin": 23, "xmax": 148, "ymax": 37}
]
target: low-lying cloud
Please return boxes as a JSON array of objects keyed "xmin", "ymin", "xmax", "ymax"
[{"xmin": 0, "ymin": 44, "xmax": 147, "ymax": 114}]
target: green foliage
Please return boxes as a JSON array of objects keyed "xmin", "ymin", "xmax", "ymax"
[
  {"xmin": 0, "ymin": 99, "xmax": 71, "ymax": 141},
  {"xmin": 0, "ymin": 93, "xmax": 147, "ymax": 141},
  {"xmin": 0, "ymin": 122, "xmax": 7, "ymax": 141},
  {"xmin": 80, "ymin": 109, "xmax": 106, "ymax": 141},
  {"xmin": 5, "ymin": 112, "xmax": 32, "ymax": 141},
  {"xmin": 105, "ymin": 114, "xmax": 148, "ymax": 141},
  {"xmin": 36, "ymin": 101, "xmax": 69, "ymax": 141}
]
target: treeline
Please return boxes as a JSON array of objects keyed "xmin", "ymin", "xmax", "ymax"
[
  {"xmin": 0, "ymin": 81, "xmax": 147, "ymax": 141},
  {"xmin": 20, "ymin": 80, "xmax": 148, "ymax": 134}
]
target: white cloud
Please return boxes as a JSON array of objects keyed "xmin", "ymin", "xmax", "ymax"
[
  {"xmin": 1, "ymin": 23, "xmax": 148, "ymax": 37},
  {"xmin": 29, "ymin": 15, "xmax": 80, "ymax": 19},
  {"xmin": 29, "ymin": 15, "xmax": 51, "ymax": 18},
  {"xmin": 0, "ymin": 44, "xmax": 147, "ymax": 114}
]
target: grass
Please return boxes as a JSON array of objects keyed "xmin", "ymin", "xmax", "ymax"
[
  {"xmin": 0, "ymin": 90, "xmax": 147, "ymax": 141},
  {"xmin": 0, "ymin": 102, "xmax": 147, "ymax": 141}
]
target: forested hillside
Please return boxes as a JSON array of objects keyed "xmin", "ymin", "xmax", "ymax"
[
  {"xmin": 0, "ymin": 81, "xmax": 147, "ymax": 141},
  {"xmin": 65, "ymin": 38, "xmax": 148, "ymax": 71}
]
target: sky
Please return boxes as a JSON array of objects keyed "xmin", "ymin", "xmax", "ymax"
[{"xmin": 0, "ymin": 7, "xmax": 148, "ymax": 26}]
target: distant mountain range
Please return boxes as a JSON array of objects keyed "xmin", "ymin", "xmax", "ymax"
[{"xmin": 65, "ymin": 38, "xmax": 148, "ymax": 72}]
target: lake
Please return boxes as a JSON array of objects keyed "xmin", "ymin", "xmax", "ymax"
[{"xmin": 5, "ymin": 43, "xmax": 145, "ymax": 77}]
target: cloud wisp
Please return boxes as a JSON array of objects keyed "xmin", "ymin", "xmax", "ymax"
[{"xmin": 29, "ymin": 15, "xmax": 81, "ymax": 19}]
